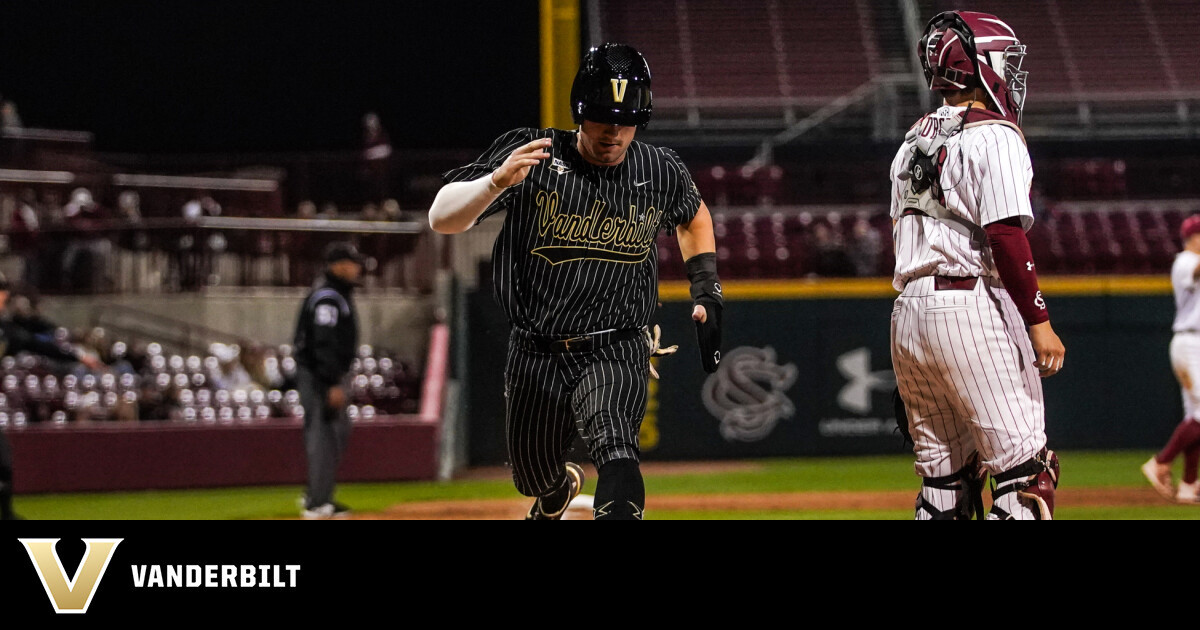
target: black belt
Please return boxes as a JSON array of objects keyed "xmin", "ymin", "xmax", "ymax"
[
  {"xmin": 519, "ymin": 328, "xmax": 643, "ymax": 353},
  {"xmin": 934, "ymin": 276, "xmax": 978, "ymax": 291}
]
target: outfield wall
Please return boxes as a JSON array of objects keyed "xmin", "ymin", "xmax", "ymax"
[{"xmin": 466, "ymin": 277, "xmax": 1181, "ymax": 464}]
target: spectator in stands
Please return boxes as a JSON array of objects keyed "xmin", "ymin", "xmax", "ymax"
[
  {"xmin": 0, "ymin": 94, "xmax": 21, "ymax": 130},
  {"xmin": 115, "ymin": 190, "xmax": 149, "ymax": 264},
  {"xmin": 811, "ymin": 223, "xmax": 855, "ymax": 277},
  {"xmin": 117, "ymin": 190, "xmax": 143, "ymax": 223},
  {"xmin": 8, "ymin": 189, "xmax": 42, "ymax": 287},
  {"xmin": 296, "ymin": 200, "xmax": 317, "ymax": 219},
  {"xmin": 61, "ymin": 188, "xmax": 114, "ymax": 293},
  {"xmin": 317, "ymin": 202, "xmax": 339, "ymax": 219},
  {"xmin": 382, "ymin": 198, "xmax": 404, "ymax": 222},
  {"xmin": 207, "ymin": 343, "xmax": 254, "ymax": 391},
  {"xmin": 847, "ymin": 217, "xmax": 881, "ymax": 277},
  {"xmin": 0, "ymin": 271, "xmax": 104, "ymax": 520},
  {"xmin": 360, "ymin": 202, "xmax": 381, "ymax": 221},
  {"xmin": 361, "ymin": 111, "xmax": 393, "ymax": 204},
  {"xmin": 182, "ymin": 193, "xmax": 221, "ymax": 223}
]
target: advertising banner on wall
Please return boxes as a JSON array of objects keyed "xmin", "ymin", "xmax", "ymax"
[{"xmin": 466, "ymin": 284, "xmax": 1181, "ymax": 464}]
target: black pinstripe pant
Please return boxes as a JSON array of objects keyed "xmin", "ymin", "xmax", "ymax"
[{"xmin": 504, "ymin": 329, "xmax": 649, "ymax": 497}]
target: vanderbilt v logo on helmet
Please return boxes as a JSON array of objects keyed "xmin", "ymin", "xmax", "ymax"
[
  {"xmin": 571, "ymin": 43, "xmax": 653, "ymax": 128},
  {"xmin": 611, "ymin": 79, "xmax": 629, "ymax": 103},
  {"xmin": 20, "ymin": 538, "xmax": 123, "ymax": 614}
]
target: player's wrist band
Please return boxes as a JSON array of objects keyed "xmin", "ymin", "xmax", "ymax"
[{"xmin": 685, "ymin": 252, "xmax": 723, "ymax": 306}]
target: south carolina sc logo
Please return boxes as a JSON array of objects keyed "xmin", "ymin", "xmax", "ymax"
[{"xmin": 701, "ymin": 346, "xmax": 798, "ymax": 442}]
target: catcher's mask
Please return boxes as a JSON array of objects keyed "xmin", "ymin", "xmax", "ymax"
[{"xmin": 919, "ymin": 10, "xmax": 1028, "ymax": 125}]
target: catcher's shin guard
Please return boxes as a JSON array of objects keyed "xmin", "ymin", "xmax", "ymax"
[
  {"xmin": 989, "ymin": 448, "xmax": 1060, "ymax": 520},
  {"xmin": 915, "ymin": 453, "xmax": 986, "ymax": 521}
]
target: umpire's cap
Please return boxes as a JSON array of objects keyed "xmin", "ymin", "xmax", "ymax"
[
  {"xmin": 324, "ymin": 241, "xmax": 366, "ymax": 266},
  {"xmin": 570, "ymin": 43, "xmax": 653, "ymax": 128}
]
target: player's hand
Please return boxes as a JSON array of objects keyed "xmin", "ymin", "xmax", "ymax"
[
  {"xmin": 644, "ymin": 324, "xmax": 679, "ymax": 379},
  {"xmin": 327, "ymin": 385, "xmax": 347, "ymax": 409},
  {"xmin": 491, "ymin": 138, "xmax": 552, "ymax": 189},
  {"xmin": 1028, "ymin": 321, "xmax": 1065, "ymax": 378}
]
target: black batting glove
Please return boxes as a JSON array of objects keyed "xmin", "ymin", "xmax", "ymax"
[{"xmin": 685, "ymin": 253, "xmax": 723, "ymax": 373}]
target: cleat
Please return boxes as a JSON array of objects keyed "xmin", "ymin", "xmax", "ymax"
[
  {"xmin": 1142, "ymin": 458, "xmax": 1175, "ymax": 500},
  {"xmin": 1177, "ymin": 481, "xmax": 1200, "ymax": 504},
  {"xmin": 302, "ymin": 502, "xmax": 352, "ymax": 520},
  {"xmin": 526, "ymin": 462, "xmax": 585, "ymax": 521}
]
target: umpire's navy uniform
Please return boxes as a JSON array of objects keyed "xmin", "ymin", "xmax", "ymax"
[{"xmin": 294, "ymin": 244, "xmax": 362, "ymax": 515}]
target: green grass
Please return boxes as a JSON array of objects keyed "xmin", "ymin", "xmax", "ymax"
[{"xmin": 11, "ymin": 449, "xmax": 1188, "ymax": 520}]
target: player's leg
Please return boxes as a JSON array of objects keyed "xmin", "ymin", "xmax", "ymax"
[
  {"xmin": 297, "ymin": 367, "xmax": 338, "ymax": 515},
  {"xmin": 1149, "ymin": 335, "xmax": 1200, "ymax": 499},
  {"xmin": 891, "ymin": 294, "xmax": 984, "ymax": 520},
  {"xmin": 504, "ymin": 339, "xmax": 581, "ymax": 518},
  {"xmin": 571, "ymin": 337, "xmax": 649, "ymax": 520},
  {"xmin": 953, "ymin": 288, "xmax": 1055, "ymax": 520},
  {"xmin": 0, "ymin": 431, "xmax": 15, "ymax": 520}
]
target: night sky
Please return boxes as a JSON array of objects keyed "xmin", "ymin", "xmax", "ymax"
[{"xmin": 0, "ymin": 1, "xmax": 541, "ymax": 153}]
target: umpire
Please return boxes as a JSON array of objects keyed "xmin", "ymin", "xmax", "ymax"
[
  {"xmin": 429, "ymin": 43, "xmax": 722, "ymax": 520},
  {"xmin": 294, "ymin": 242, "xmax": 363, "ymax": 519}
]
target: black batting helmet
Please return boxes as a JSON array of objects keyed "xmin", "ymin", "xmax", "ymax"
[{"xmin": 570, "ymin": 43, "xmax": 653, "ymax": 128}]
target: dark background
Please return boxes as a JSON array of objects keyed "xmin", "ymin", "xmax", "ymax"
[{"xmin": 0, "ymin": 1, "xmax": 541, "ymax": 153}]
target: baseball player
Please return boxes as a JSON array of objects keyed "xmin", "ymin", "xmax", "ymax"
[
  {"xmin": 293, "ymin": 242, "xmax": 364, "ymax": 519},
  {"xmin": 890, "ymin": 11, "xmax": 1066, "ymax": 520},
  {"xmin": 1142, "ymin": 215, "xmax": 1200, "ymax": 502},
  {"xmin": 429, "ymin": 43, "xmax": 722, "ymax": 520}
]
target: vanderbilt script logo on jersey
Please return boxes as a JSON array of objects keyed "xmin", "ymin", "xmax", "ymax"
[
  {"xmin": 702, "ymin": 346, "xmax": 798, "ymax": 442},
  {"xmin": 533, "ymin": 190, "xmax": 663, "ymax": 265},
  {"xmin": 20, "ymin": 538, "xmax": 123, "ymax": 614}
]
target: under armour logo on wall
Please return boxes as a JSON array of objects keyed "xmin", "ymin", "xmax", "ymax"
[{"xmin": 836, "ymin": 348, "xmax": 896, "ymax": 415}]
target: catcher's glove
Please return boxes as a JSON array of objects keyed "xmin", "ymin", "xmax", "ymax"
[{"xmin": 643, "ymin": 325, "xmax": 678, "ymax": 379}]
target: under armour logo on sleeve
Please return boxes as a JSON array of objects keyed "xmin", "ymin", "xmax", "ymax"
[{"xmin": 1026, "ymin": 261, "xmax": 1034, "ymax": 271}]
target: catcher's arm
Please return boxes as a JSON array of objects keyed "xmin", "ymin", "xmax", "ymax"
[{"xmin": 677, "ymin": 202, "xmax": 722, "ymax": 373}]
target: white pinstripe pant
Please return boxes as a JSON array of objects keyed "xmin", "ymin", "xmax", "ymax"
[
  {"xmin": 891, "ymin": 276, "xmax": 1047, "ymax": 481},
  {"xmin": 504, "ymin": 331, "xmax": 649, "ymax": 497}
]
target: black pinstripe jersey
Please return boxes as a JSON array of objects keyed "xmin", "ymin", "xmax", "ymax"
[{"xmin": 444, "ymin": 127, "xmax": 702, "ymax": 336}]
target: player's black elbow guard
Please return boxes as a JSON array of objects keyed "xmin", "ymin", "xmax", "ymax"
[{"xmin": 685, "ymin": 253, "xmax": 723, "ymax": 373}]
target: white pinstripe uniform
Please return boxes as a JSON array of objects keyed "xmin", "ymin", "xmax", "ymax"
[
  {"xmin": 888, "ymin": 105, "xmax": 1047, "ymax": 518},
  {"xmin": 443, "ymin": 127, "xmax": 701, "ymax": 498},
  {"xmin": 1170, "ymin": 250, "xmax": 1200, "ymax": 419}
]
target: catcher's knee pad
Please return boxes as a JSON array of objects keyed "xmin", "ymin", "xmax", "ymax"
[
  {"xmin": 915, "ymin": 453, "xmax": 986, "ymax": 521},
  {"xmin": 989, "ymin": 448, "xmax": 1060, "ymax": 521}
]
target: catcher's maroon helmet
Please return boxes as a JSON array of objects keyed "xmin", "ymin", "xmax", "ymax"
[{"xmin": 919, "ymin": 11, "xmax": 1028, "ymax": 125}]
